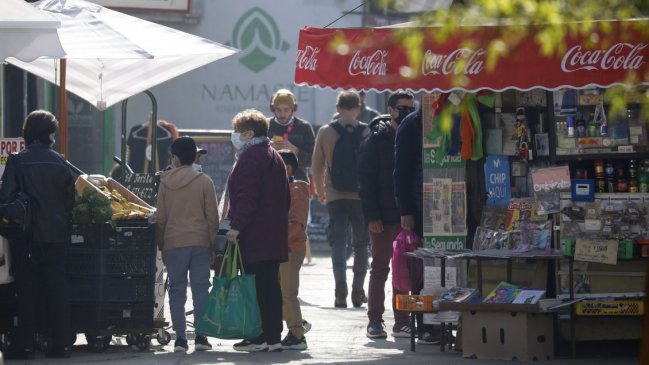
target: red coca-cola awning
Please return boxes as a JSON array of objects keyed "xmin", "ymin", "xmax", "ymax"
[{"xmin": 294, "ymin": 19, "xmax": 649, "ymax": 93}]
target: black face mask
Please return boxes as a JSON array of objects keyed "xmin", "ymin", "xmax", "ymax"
[{"xmin": 395, "ymin": 105, "xmax": 415, "ymax": 125}]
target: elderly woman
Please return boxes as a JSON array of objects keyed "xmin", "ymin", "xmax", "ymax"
[{"xmin": 226, "ymin": 109, "xmax": 290, "ymax": 352}]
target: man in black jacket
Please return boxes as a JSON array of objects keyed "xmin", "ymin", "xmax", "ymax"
[
  {"xmin": 394, "ymin": 105, "xmax": 441, "ymax": 345},
  {"xmin": 358, "ymin": 92, "xmax": 415, "ymax": 339},
  {"xmin": 0, "ymin": 110, "xmax": 75, "ymax": 359}
]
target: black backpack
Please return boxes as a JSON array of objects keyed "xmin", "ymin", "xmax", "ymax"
[{"xmin": 329, "ymin": 122, "xmax": 366, "ymax": 192}]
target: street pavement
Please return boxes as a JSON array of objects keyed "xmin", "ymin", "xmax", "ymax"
[{"xmin": 3, "ymin": 251, "xmax": 640, "ymax": 365}]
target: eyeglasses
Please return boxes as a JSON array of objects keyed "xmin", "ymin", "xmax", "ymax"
[{"xmin": 395, "ymin": 105, "xmax": 415, "ymax": 113}]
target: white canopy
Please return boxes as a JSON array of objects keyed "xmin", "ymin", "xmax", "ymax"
[
  {"xmin": 8, "ymin": 0, "xmax": 239, "ymax": 110},
  {"xmin": 0, "ymin": 0, "xmax": 65, "ymax": 61}
]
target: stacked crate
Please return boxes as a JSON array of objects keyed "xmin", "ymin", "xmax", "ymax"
[{"xmin": 67, "ymin": 220, "xmax": 156, "ymax": 334}]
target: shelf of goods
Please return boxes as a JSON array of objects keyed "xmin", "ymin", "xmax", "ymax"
[{"xmin": 556, "ymin": 192, "xmax": 648, "ymax": 341}]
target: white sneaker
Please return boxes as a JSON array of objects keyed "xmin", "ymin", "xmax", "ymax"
[
  {"xmin": 267, "ymin": 343, "xmax": 283, "ymax": 352},
  {"xmin": 392, "ymin": 323, "xmax": 412, "ymax": 338}
]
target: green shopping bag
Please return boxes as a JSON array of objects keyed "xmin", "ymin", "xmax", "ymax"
[{"xmin": 196, "ymin": 242, "xmax": 262, "ymax": 339}]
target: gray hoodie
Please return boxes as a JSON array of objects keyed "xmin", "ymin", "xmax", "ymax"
[{"xmin": 156, "ymin": 165, "xmax": 219, "ymax": 251}]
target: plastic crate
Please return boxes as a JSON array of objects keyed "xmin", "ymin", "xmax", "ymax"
[
  {"xmin": 70, "ymin": 221, "xmax": 155, "ymax": 249},
  {"xmin": 67, "ymin": 248, "xmax": 155, "ymax": 277},
  {"xmin": 575, "ymin": 300, "xmax": 644, "ymax": 316},
  {"xmin": 395, "ymin": 295, "xmax": 435, "ymax": 312},
  {"xmin": 67, "ymin": 275, "xmax": 154, "ymax": 302},
  {"xmin": 70, "ymin": 301, "xmax": 154, "ymax": 332}
]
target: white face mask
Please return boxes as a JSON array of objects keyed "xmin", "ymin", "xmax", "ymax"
[
  {"xmin": 192, "ymin": 163, "xmax": 202, "ymax": 172},
  {"xmin": 230, "ymin": 132, "xmax": 245, "ymax": 150}
]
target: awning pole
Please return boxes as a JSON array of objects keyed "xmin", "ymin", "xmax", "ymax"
[{"xmin": 59, "ymin": 58, "xmax": 67, "ymax": 156}]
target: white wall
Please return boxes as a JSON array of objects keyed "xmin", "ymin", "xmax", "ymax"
[{"xmin": 116, "ymin": 0, "xmax": 362, "ymax": 140}]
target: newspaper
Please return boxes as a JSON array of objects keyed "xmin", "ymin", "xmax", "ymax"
[
  {"xmin": 431, "ymin": 178, "xmax": 453, "ymax": 235},
  {"xmin": 423, "ymin": 183, "xmax": 434, "ymax": 235},
  {"xmin": 451, "ymin": 182, "xmax": 467, "ymax": 235}
]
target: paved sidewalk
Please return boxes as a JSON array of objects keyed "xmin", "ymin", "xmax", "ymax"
[{"xmin": 4, "ymin": 253, "xmax": 639, "ymax": 364}]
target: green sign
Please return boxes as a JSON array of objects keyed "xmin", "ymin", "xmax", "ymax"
[
  {"xmin": 424, "ymin": 236, "xmax": 466, "ymax": 250},
  {"xmin": 423, "ymin": 147, "xmax": 465, "ymax": 169},
  {"xmin": 232, "ymin": 7, "xmax": 289, "ymax": 73}
]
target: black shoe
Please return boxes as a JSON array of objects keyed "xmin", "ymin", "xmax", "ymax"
[
  {"xmin": 351, "ymin": 290, "xmax": 367, "ymax": 308},
  {"xmin": 366, "ymin": 320, "xmax": 387, "ymax": 339},
  {"xmin": 194, "ymin": 334, "xmax": 212, "ymax": 351},
  {"xmin": 334, "ymin": 296, "xmax": 347, "ymax": 308},
  {"xmin": 417, "ymin": 331, "xmax": 441, "ymax": 345},
  {"xmin": 281, "ymin": 332, "xmax": 307, "ymax": 351},
  {"xmin": 4, "ymin": 349, "xmax": 35, "ymax": 360},
  {"xmin": 45, "ymin": 347, "xmax": 71, "ymax": 359},
  {"xmin": 233, "ymin": 336, "xmax": 268, "ymax": 352},
  {"xmin": 174, "ymin": 338, "xmax": 189, "ymax": 352}
]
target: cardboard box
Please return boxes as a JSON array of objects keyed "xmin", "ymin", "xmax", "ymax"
[
  {"xmin": 75, "ymin": 174, "xmax": 153, "ymax": 209},
  {"xmin": 459, "ymin": 304, "xmax": 554, "ymax": 361}
]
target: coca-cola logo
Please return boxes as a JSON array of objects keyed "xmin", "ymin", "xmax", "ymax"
[
  {"xmin": 561, "ymin": 43, "xmax": 646, "ymax": 73},
  {"xmin": 348, "ymin": 50, "xmax": 388, "ymax": 76},
  {"xmin": 296, "ymin": 46, "xmax": 320, "ymax": 71},
  {"xmin": 421, "ymin": 48, "xmax": 486, "ymax": 76}
]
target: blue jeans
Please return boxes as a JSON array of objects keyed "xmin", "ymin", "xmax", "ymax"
[
  {"xmin": 326, "ymin": 199, "xmax": 369, "ymax": 294},
  {"xmin": 163, "ymin": 246, "xmax": 211, "ymax": 340}
]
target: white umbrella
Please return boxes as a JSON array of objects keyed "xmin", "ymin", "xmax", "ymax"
[
  {"xmin": 8, "ymin": 0, "xmax": 239, "ymax": 154},
  {"xmin": 0, "ymin": 0, "xmax": 65, "ymax": 61}
]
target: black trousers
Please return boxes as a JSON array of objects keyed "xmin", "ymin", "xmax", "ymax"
[
  {"xmin": 244, "ymin": 260, "xmax": 283, "ymax": 345},
  {"xmin": 14, "ymin": 241, "xmax": 70, "ymax": 350}
]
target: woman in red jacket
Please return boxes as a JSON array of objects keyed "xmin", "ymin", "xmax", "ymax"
[{"xmin": 226, "ymin": 109, "xmax": 290, "ymax": 352}]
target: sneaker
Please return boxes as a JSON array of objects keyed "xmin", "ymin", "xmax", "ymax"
[
  {"xmin": 417, "ymin": 331, "xmax": 441, "ymax": 345},
  {"xmin": 366, "ymin": 320, "xmax": 387, "ymax": 339},
  {"xmin": 194, "ymin": 335, "xmax": 212, "ymax": 351},
  {"xmin": 267, "ymin": 343, "xmax": 283, "ymax": 352},
  {"xmin": 302, "ymin": 319, "xmax": 312, "ymax": 334},
  {"xmin": 233, "ymin": 337, "xmax": 268, "ymax": 352},
  {"xmin": 281, "ymin": 332, "xmax": 307, "ymax": 351},
  {"xmin": 351, "ymin": 290, "xmax": 368, "ymax": 308},
  {"xmin": 174, "ymin": 338, "xmax": 189, "ymax": 352},
  {"xmin": 392, "ymin": 322, "xmax": 412, "ymax": 338}
]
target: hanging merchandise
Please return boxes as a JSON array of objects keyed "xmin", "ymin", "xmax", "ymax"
[
  {"xmin": 447, "ymin": 110, "xmax": 461, "ymax": 156},
  {"xmin": 460, "ymin": 103, "xmax": 475, "ymax": 160},
  {"xmin": 466, "ymin": 93, "xmax": 485, "ymax": 160}
]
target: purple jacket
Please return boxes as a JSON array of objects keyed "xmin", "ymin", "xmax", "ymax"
[{"xmin": 228, "ymin": 141, "xmax": 290, "ymax": 264}]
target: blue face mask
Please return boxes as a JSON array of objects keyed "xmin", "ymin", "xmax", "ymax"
[
  {"xmin": 231, "ymin": 132, "xmax": 245, "ymax": 150},
  {"xmin": 192, "ymin": 163, "xmax": 202, "ymax": 172}
]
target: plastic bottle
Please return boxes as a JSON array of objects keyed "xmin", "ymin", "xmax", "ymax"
[{"xmin": 567, "ymin": 116, "xmax": 575, "ymax": 137}]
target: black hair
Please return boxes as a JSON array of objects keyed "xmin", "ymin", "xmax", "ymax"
[
  {"xmin": 387, "ymin": 91, "xmax": 415, "ymax": 109},
  {"xmin": 23, "ymin": 110, "xmax": 58, "ymax": 145},
  {"xmin": 278, "ymin": 149, "xmax": 299, "ymax": 172},
  {"xmin": 170, "ymin": 136, "xmax": 197, "ymax": 166}
]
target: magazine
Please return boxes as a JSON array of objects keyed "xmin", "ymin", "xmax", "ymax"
[
  {"xmin": 531, "ymin": 166, "xmax": 571, "ymax": 215},
  {"xmin": 512, "ymin": 290, "xmax": 546, "ymax": 304},
  {"xmin": 437, "ymin": 287, "xmax": 479, "ymax": 303},
  {"xmin": 482, "ymin": 281, "xmax": 521, "ymax": 304}
]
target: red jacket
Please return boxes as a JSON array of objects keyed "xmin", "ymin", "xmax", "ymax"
[{"xmin": 228, "ymin": 141, "xmax": 290, "ymax": 264}]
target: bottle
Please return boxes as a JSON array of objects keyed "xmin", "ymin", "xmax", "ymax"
[
  {"xmin": 600, "ymin": 119, "xmax": 608, "ymax": 137},
  {"xmin": 587, "ymin": 113, "xmax": 597, "ymax": 137},
  {"xmin": 567, "ymin": 116, "xmax": 575, "ymax": 137},
  {"xmin": 606, "ymin": 161, "xmax": 616, "ymax": 193},
  {"xmin": 616, "ymin": 167, "xmax": 628, "ymax": 192},
  {"xmin": 594, "ymin": 160, "xmax": 605, "ymax": 179},
  {"xmin": 576, "ymin": 113, "xmax": 586, "ymax": 137},
  {"xmin": 639, "ymin": 166, "xmax": 649, "ymax": 193},
  {"xmin": 629, "ymin": 160, "xmax": 639, "ymax": 192}
]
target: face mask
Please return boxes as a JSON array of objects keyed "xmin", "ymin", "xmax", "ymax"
[
  {"xmin": 192, "ymin": 163, "xmax": 202, "ymax": 172},
  {"xmin": 230, "ymin": 132, "xmax": 245, "ymax": 150}
]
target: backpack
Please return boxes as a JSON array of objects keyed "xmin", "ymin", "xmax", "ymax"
[{"xmin": 329, "ymin": 122, "xmax": 366, "ymax": 192}]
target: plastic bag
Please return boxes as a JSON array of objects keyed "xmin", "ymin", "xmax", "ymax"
[
  {"xmin": 391, "ymin": 229, "xmax": 423, "ymax": 292},
  {"xmin": 196, "ymin": 243, "xmax": 262, "ymax": 339}
]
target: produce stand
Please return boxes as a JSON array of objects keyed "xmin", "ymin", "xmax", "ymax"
[{"xmin": 68, "ymin": 175, "xmax": 164, "ymax": 351}]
